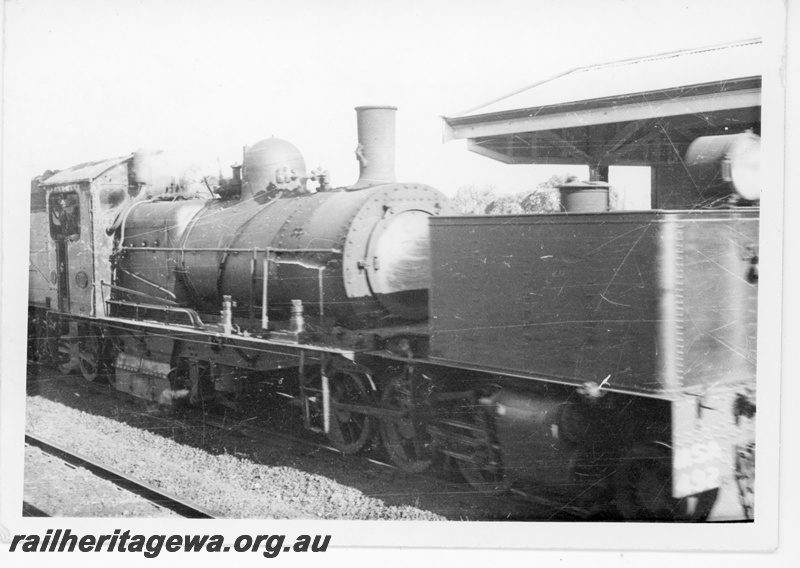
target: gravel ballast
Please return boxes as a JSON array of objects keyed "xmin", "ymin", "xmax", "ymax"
[
  {"xmin": 24, "ymin": 444, "xmax": 182, "ymax": 518},
  {"xmin": 26, "ymin": 395, "xmax": 444, "ymax": 520}
]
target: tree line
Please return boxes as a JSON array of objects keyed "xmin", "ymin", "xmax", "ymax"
[{"xmin": 451, "ymin": 174, "xmax": 573, "ymax": 215}]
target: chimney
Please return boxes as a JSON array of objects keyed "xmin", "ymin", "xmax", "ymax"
[{"xmin": 350, "ymin": 105, "xmax": 397, "ymax": 190}]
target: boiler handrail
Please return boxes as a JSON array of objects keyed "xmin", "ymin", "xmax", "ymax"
[{"xmin": 119, "ymin": 246, "xmax": 342, "ymax": 254}]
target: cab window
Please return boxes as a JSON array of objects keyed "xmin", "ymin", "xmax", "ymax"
[{"xmin": 49, "ymin": 192, "xmax": 81, "ymax": 240}]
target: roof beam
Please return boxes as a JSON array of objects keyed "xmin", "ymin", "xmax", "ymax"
[
  {"xmin": 467, "ymin": 139, "xmax": 520, "ymax": 164},
  {"xmin": 609, "ymin": 130, "xmax": 663, "ymax": 159},
  {"xmin": 446, "ymin": 89, "xmax": 760, "ymax": 140},
  {"xmin": 535, "ymin": 130, "xmax": 593, "ymax": 162},
  {"xmin": 603, "ymin": 120, "xmax": 656, "ymax": 157}
]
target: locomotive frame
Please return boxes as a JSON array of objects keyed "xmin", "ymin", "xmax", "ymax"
[{"xmin": 26, "ymin": 106, "xmax": 758, "ymax": 522}]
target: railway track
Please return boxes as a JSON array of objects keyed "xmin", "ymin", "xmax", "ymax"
[
  {"xmin": 26, "ymin": 368, "xmax": 593, "ymax": 520},
  {"xmin": 24, "ymin": 433, "xmax": 218, "ymax": 519}
]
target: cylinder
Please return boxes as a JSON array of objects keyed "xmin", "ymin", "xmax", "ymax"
[
  {"xmin": 491, "ymin": 390, "xmax": 613, "ymax": 492},
  {"xmin": 558, "ymin": 180, "xmax": 610, "ymax": 213},
  {"xmin": 350, "ymin": 105, "xmax": 397, "ymax": 190}
]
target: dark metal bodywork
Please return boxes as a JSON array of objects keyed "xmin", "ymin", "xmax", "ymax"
[
  {"xmin": 118, "ymin": 183, "xmax": 452, "ymax": 328},
  {"xmin": 427, "ymin": 209, "xmax": 758, "ymax": 504},
  {"xmin": 428, "ymin": 210, "xmax": 758, "ymax": 399}
]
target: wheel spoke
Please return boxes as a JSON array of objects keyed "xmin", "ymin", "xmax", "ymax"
[
  {"xmin": 379, "ymin": 373, "xmax": 434, "ymax": 473},
  {"xmin": 449, "ymin": 403, "xmax": 507, "ymax": 493},
  {"xmin": 326, "ymin": 369, "xmax": 374, "ymax": 455},
  {"xmin": 77, "ymin": 331, "xmax": 102, "ymax": 382},
  {"xmin": 78, "ymin": 352, "xmax": 95, "ymax": 364},
  {"xmin": 57, "ymin": 338, "xmax": 78, "ymax": 375}
]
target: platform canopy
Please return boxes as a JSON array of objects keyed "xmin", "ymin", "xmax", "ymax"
[{"xmin": 442, "ymin": 40, "xmax": 762, "ymax": 171}]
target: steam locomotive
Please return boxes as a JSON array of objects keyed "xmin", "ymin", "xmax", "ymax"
[{"xmin": 28, "ymin": 106, "xmax": 758, "ymax": 520}]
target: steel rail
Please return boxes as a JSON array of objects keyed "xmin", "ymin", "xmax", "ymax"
[
  {"xmin": 26, "ymin": 366, "xmax": 589, "ymax": 520},
  {"xmin": 24, "ymin": 433, "xmax": 218, "ymax": 519}
]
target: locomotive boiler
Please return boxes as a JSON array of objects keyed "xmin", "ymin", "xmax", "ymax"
[{"xmin": 116, "ymin": 106, "xmax": 452, "ymax": 329}]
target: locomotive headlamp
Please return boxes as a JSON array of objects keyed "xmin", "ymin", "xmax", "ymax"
[{"xmin": 685, "ymin": 131, "xmax": 761, "ymax": 202}]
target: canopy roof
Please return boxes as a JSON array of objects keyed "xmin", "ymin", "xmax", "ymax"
[{"xmin": 443, "ymin": 40, "xmax": 762, "ymax": 166}]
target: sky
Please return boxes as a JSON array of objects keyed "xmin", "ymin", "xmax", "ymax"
[{"xmin": 2, "ymin": 0, "xmax": 776, "ymax": 197}]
